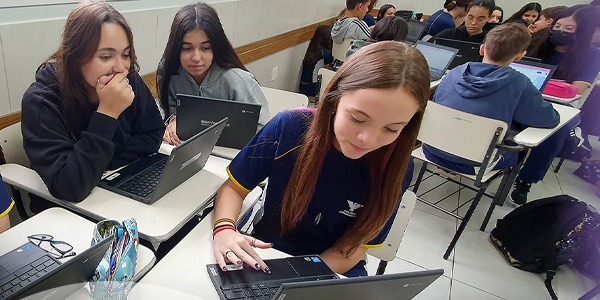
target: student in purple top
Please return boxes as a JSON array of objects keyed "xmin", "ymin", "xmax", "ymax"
[{"xmin": 211, "ymin": 42, "xmax": 429, "ymax": 277}]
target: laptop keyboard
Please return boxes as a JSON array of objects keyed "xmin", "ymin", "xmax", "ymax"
[
  {"xmin": 119, "ymin": 159, "xmax": 167, "ymax": 197},
  {"xmin": 221, "ymin": 283, "xmax": 279, "ymax": 300},
  {"xmin": 0, "ymin": 255, "xmax": 60, "ymax": 298}
]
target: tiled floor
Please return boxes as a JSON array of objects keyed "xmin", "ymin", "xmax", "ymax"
[{"xmin": 364, "ymin": 140, "xmax": 600, "ymax": 299}]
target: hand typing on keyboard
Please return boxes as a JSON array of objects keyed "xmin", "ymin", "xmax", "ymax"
[{"xmin": 212, "ymin": 229, "xmax": 273, "ymax": 275}]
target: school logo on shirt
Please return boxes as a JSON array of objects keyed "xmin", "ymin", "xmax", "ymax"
[{"xmin": 339, "ymin": 200, "xmax": 364, "ymax": 218}]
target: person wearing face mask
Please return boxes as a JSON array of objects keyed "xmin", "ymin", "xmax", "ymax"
[
  {"xmin": 539, "ymin": 5, "xmax": 600, "ymax": 94},
  {"xmin": 526, "ymin": 6, "xmax": 567, "ymax": 58}
]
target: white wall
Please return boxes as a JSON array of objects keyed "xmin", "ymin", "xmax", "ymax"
[
  {"xmin": 383, "ymin": 0, "xmax": 591, "ymax": 17},
  {"xmin": 0, "ymin": 0, "xmax": 342, "ymax": 117}
]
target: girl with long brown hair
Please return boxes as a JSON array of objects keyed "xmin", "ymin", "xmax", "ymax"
[
  {"xmin": 21, "ymin": 1, "xmax": 164, "ymax": 210},
  {"xmin": 211, "ymin": 41, "xmax": 429, "ymax": 277}
]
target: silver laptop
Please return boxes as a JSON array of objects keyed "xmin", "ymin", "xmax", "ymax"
[
  {"xmin": 274, "ymin": 269, "xmax": 443, "ymax": 300},
  {"xmin": 414, "ymin": 41, "xmax": 459, "ymax": 81},
  {"xmin": 98, "ymin": 118, "xmax": 227, "ymax": 204},
  {"xmin": 176, "ymin": 94, "xmax": 261, "ymax": 149}
]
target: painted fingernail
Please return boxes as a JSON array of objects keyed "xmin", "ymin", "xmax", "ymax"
[
  {"xmin": 237, "ymin": 261, "xmax": 243, "ymax": 265},
  {"xmin": 264, "ymin": 267, "xmax": 272, "ymax": 275},
  {"xmin": 269, "ymin": 243, "xmax": 274, "ymax": 246},
  {"xmin": 222, "ymin": 266, "xmax": 227, "ymax": 271},
  {"xmin": 255, "ymin": 263, "xmax": 261, "ymax": 269}
]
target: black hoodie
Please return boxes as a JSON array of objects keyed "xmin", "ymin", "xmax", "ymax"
[
  {"xmin": 21, "ymin": 63, "xmax": 165, "ymax": 202},
  {"xmin": 431, "ymin": 25, "xmax": 488, "ymax": 44}
]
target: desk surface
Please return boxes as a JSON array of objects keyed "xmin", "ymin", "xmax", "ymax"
[
  {"xmin": 0, "ymin": 155, "xmax": 231, "ymax": 244},
  {"xmin": 513, "ymin": 102, "xmax": 580, "ymax": 147},
  {"xmin": 127, "ymin": 211, "xmax": 285, "ymax": 299},
  {"xmin": 543, "ymin": 93, "xmax": 581, "ymax": 105},
  {"xmin": 0, "ymin": 207, "xmax": 155, "ymax": 281}
]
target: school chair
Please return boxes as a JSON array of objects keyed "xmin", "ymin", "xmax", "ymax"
[
  {"xmin": 331, "ymin": 39, "xmax": 353, "ymax": 68},
  {"xmin": 411, "ymin": 102, "xmax": 526, "ymax": 259},
  {"xmin": 0, "ymin": 122, "xmax": 31, "ymax": 220},
  {"xmin": 367, "ymin": 190, "xmax": 417, "ymax": 275},
  {"xmin": 316, "ymin": 68, "xmax": 336, "ymax": 104},
  {"xmin": 260, "ymin": 87, "xmax": 308, "ymax": 119}
]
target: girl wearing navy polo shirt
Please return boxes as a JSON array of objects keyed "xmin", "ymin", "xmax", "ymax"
[
  {"xmin": 211, "ymin": 42, "xmax": 430, "ymax": 277},
  {"xmin": 0, "ymin": 175, "xmax": 14, "ymax": 233}
]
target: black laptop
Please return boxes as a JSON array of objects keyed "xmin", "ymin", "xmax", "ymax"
[
  {"xmin": 509, "ymin": 60, "xmax": 557, "ymax": 91},
  {"xmin": 0, "ymin": 236, "xmax": 112, "ymax": 300},
  {"xmin": 176, "ymin": 94, "xmax": 261, "ymax": 149},
  {"xmin": 207, "ymin": 255, "xmax": 443, "ymax": 300},
  {"xmin": 406, "ymin": 19, "xmax": 427, "ymax": 44},
  {"xmin": 98, "ymin": 118, "xmax": 227, "ymax": 204},
  {"xmin": 414, "ymin": 41, "xmax": 459, "ymax": 81},
  {"xmin": 434, "ymin": 37, "xmax": 483, "ymax": 69}
]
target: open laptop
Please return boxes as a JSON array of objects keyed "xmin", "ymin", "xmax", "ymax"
[
  {"xmin": 414, "ymin": 41, "xmax": 459, "ymax": 81},
  {"xmin": 406, "ymin": 19, "xmax": 427, "ymax": 44},
  {"xmin": 176, "ymin": 94, "xmax": 261, "ymax": 149},
  {"xmin": 434, "ymin": 37, "xmax": 483, "ymax": 69},
  {"xmin": 99, "ymin": 118, "xmax": 227, "ymax": 204},
  {"xmin": 0, "ymin": 236, "xmax": 112, "ymax": 300},
  {"xmin": 509, "ymin": 60, "xmax": 557, "ymax": 91},
  {"xmin": 207, "ymin": 255, "xmax": 443, "ymax": 300}
]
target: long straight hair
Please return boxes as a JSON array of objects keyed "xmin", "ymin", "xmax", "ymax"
[
  {"xmin": 50, "ymin": 1, "xmax": 139, "ymax": 139},
  {"xmin": 551, "ymin": 5, "xmax": 600, "ymax": 83},
  {"xmin": 157, "ymin": 2, "xmax": 247, "ymax": 117},
  {"xmin": 280, "ymin": 42, "xmax": 430, "ymax": 256},
  {"xmin": 504, "ymin": 2, "xmax": 541, "ymax": 24},
  {"xmin": 303, "ymin": 25, "xmax": 332, "ymax": 65}
]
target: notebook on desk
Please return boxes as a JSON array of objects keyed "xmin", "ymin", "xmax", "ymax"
[
  {"xmin": 414, "ymin": 41, "xmax": 459, "ymax": 81},
  {"xmin": 98, "ymin": 118, "xmax": 227, "ymax": 204},
  {"xmin": 509, "ymin": 60, "xmax": 556, "ymax": 91},
  {"xmin": 206, "ymin": 255, "xmax": 443, "ymax": 300},
  {"xmin": 434, "ymin": 37, "xmax": 483, "ymax": 69},
  {"xmin": 176, "ymin": 94, "xmax": 261, "ymax": 149},
  {"xmin": 0, "ymin": 236, "xmax": 111, "ymax": 300}
]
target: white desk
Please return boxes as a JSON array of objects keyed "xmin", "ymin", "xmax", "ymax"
[
  {"xmin": 261, "ymin": 87, "xmax": 309, "ymax": 117},
  {"xmin": 430, "ymin": 77, "xmax": 443, "ymax": 90},
  {"xmin": 543, "ymin": 93, "xmax": 581, "ymax": 106},
  {"xmin": 513, "ymin": 103, "xmax": 580, "ymax": 147},
  {"xmin": 127, "ymin": 211, "xmax": 287, "ymax": 299},
  {"xmin": 212, "ymin": 146, "xmax": 240, "ymax": 160},
  {"xmin": 0, "ymin": 155, "xmax": 231, "ymax": 247},
  {"xmin": 0, "ymin": 207, "xmax": 155, "ymax": 282}
]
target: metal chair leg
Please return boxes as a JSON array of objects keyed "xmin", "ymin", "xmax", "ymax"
[
  {"xmin": 412, "ymin": 162, "xmax": 428, "ymax": 194},
  {"xmin": 9, "ymin": 186, "xmax": 29, "ymax": 221},
  {"xmin": 444, "ymin": 187, "xmax": 486, "ymax": 259},
  {"xmin": 375, "ymin": 260, "xmax": 388, "ymax": 275}
]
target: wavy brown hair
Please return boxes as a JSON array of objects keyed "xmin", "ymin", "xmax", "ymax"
[
  {"xmin": 50, "ymin": 1, "xmax": 139, "ymax": 139},
  {"xmin": 280, "ymin": 41, "xmax": 430, "ymax": 256}
]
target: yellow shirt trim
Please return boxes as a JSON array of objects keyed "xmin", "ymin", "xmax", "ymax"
[
  {"xmin": 0, "ymin": 200, "xmax": 15, "ymax": 219},
  {"xmin": 275, "ymin": 145, "xmax": 301, "ymax": 160},
  {"xmin": 361, "ymin": 242, "xmax": 384, "ymax": 249},
  {"xmin": 226, "ymin": 166, "xmax": 251, "ymax": 193}
]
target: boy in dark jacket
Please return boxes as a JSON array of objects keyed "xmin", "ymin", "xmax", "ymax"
[{"xmin": 424, "ymin": 23, "xmax": 561, "ymax": 205}]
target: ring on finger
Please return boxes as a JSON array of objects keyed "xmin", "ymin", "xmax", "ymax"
[
  {"xmin": 225, "ymin": 250, "xmax": 234, "ymax": 257},
  {"xmin": 251, "ymin": 237, "xmax": 257, "ymax": 247}
]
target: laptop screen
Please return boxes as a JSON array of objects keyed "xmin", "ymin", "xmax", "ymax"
[
  {"xmin": 415, "ymin": 42, "xmax": 457, "ymax": 74},
  {"xmin": 406, "ymin": 20, "xmax": 426, "ymax": 43},
  {"xmin": 509, "ymin": 61, "xmax": 555, "ymax": 91}
]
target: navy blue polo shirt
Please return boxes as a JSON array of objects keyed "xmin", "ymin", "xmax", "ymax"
[
  {"xmin": 0, "ymin": 175, "xmax": 14, "ymax": 219},
  {"xmin": 227, "ymin": 109, "xmax": 395, "ymax": 255}
]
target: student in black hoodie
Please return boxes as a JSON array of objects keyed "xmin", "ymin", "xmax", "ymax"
[
  {"xmin": 432, "ymin": 0, "xmax": 495, "ymax": 44},
  {"xmin": 21, "ymin": 1, "xmax": 164, "ymax": 211}
]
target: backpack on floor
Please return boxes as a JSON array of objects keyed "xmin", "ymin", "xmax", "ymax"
[
  {"xmin": 489, "ymin": 195, "xmax": 600, "ymax": 300},
  {"xmin": 574, "ymin": 159, "xmax": 600, "ymax": 187}
]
